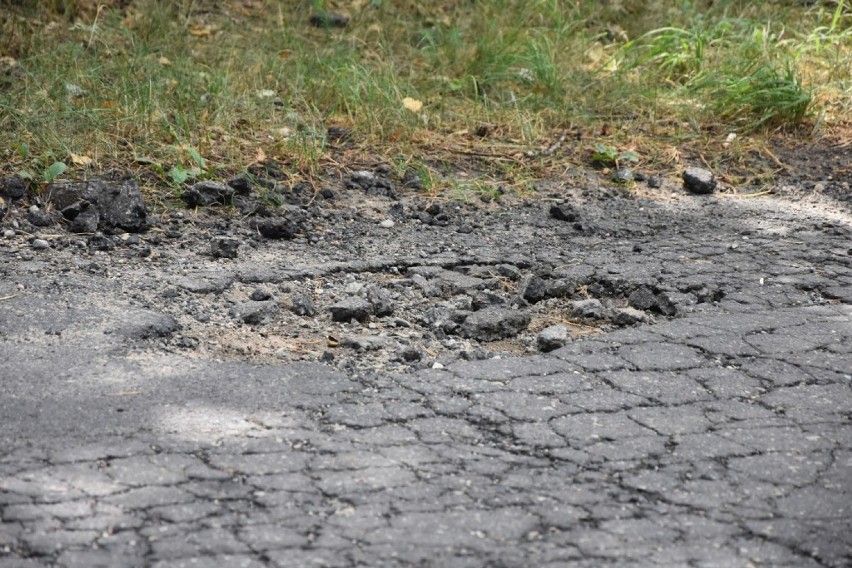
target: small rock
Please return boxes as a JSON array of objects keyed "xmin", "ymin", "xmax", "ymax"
[
  {"xmin": 519, "ymin": 273, "xmax": 547, "ymax": 304},
  {"xmin": 647, "ymin": 176, "xmax": 663, "ymax": 189},
  {"xmin": 422, "ymin": 305, "xmax": 464, "ymax": 333},
  {"xmin": 31, "ymin": 238, "xmax": 50, "ymax": 250},
  {"xmin": 66, "ymin": 202, "xmax": 100, "ymax": 233},
  {"xmin": 27, "ymin": 209, "xmax": 54, "ymax": 227},
  {"xmin": 655, "ymin": 291, "xmax": 679, "ymax": 316},
  {"xmin": 1, "ymin": 176, "xmax": 27, "ymax": 199},
  {"xmin": 400, "ymin": 345, "xmax": 422, "ymax": 362},
  {"xmin": 545, "ymin": 279, "xmax": 575, "ymax": 299},
  {"xmin": 682, "ymin": 167, "xmax": 717, "ymax": 194},
  {"xmin": 628, "ymin": 287, "xmax": 658, "ymax": 311},
  {"xmin": 497, "ymin": 264, "xmax": 522, "ymax": 280},
  {"xmin": 88, "ymin": 233, "xmax": 114, "ymax": 250},
  {"xmin": 210, "ymin": 236, "xmax": 240, "ymax": 259},
  {"xmin": 379, "ymin": 219, "xmax": 395, "ymax": 228},
  {"xmin": 290, "ymin": 293, "xmax": 317, "ymax": 317},
  {"xmin": 460, "ymin": 307, "xmax": 531, "ymax": 341},
  {"xmin": 402, "ymin": 170, "xmax": 422, "ymax": 190},
  {"xmin": 329, "ymin": 297, "xmax": 372, "ymax": 323},
  {"xmin": 569, "ymin": 299, "xmax": 608, "ymax": 319},
  {"xmin": 250, "ymin": 287, "xmax": 274, "ymax": 301},
  {"xmin": 230, "ymin": 300, "xmax": 280, "ymax": 325},
  {"xmin": 226, "ymin": 175, "xmax": 253, "ymax": 195},
  {"xmin": 537, "ymin": 324, "xmax": 569, "ymax": 352},
  {"xmin": 344, "ymin": 282, "xmax": 364, "ymax": 295},
  {"xmin": 613, "ymin": 306, "xmax": 649, "ymax": 326},
  {"xmin": 366, "ymin": 285, "xmax": 395, "ymax": 317},
  {"xmin": 549, "ymin": 203, "xmax": 579, "ymax": 223},
  {"xmin": 182, "ymin": 181, "xmax": 235, "ymax": 207},
  {"xmin": 249, "ymin": 217, "xmax": 299, "ymax": 239},
  {"xmin": 612, "ymin": 168, "xmax": 634, "ymax": 184},
  {"xmin": 3, "ymin": 229, "xmax": 15, "ymax": 238}
]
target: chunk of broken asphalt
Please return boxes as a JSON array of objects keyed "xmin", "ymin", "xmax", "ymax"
[
  {"xmin": 549, "ymin": 203, "xmax": 579, "ymax": 222},
  {"xmin": 230, "ymin": 300, "xmax": 280, "ymax": 325},
  {"xmin": 366, "ymin": 285, "xmax": 395, "ymax": 317},
  {"xmin": 570, "ymin": 299, "xmax": 609, "ymax": 319},
  {"xmin": 519, "ymin": 273, "xmax": 547, "ymax": 304},
  {"xmin": 330, "ymin": 297, "xmax": 372, "ymax": 323},
  {"xmin": 628, "ymin": 287, "xmax": 657, "ymax": 311},
  {"xmin": 48, "ymin": 178, "xmax": 148, "ymax": 233},
  {"xmin": 249, "ymin": 217, "xmax": 299, "ymax": 239},
  {"xmin": 182, "ymin": 181, "xmax": 235, "ymax": 207},
  {"xmin": 290, "ymin": 292, "xmax": 317, "ymax": 317},
  {"xmin": 682, "ymin": 167, "xmax": 717, "ymax": 194},
  {"xmin": 460, "ymin": 307, "xmax": 531, "ymax": 341},
  {"xmin": 210, "ymin": 237, "xmax": 240, "ymax": 259},
  {"xmin": 537, "ymin": 324, "xmax": 569, "ymax": 352}
]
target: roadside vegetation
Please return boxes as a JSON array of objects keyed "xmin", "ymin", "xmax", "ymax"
[{"xmin": 1, "ymin": 0, "xmax": 850, "ymax": 197}]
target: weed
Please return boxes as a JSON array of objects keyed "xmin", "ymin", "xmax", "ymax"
[{"xmin": 590, "ymin": 144, "xmax": 639, "ymax": 168}]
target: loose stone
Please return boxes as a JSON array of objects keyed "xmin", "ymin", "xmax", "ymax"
[
  {"xmin": 182, "ymin": 181, "xmax": 235, "ymax": 208},
  {"xmin": 537, "ymin": 324, "xmax": 569, "ymax": 352},
  {"xmin": 460, "ymin": 307, "xmax": 531, "ymax": 341},
  {"xmin": 330, "ymin": 297, "xmax": 372, "ymax": 323},
  {"xmin": 569, "ymin": 299, "xmax": 609, "ymax": 319},
  {"xmin": 519, "ymin": 274, "xmax": 547, "ymax": 304},
  {"xmin": 290, "ymin": 293, "xmax": 316, "ymax": 317},
  {"xmin": 210, "ymin": 237, "xmax": 240, "ymax": 259},
  {"xmin": 682, "ymin": 167, "xmax": 717, "ymax": 194},
  {"xmin": 230, "ymin": 300, "xmax": 280, "ymax": 325}
]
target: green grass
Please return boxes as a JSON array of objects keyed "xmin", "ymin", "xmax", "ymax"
[{"xmin": 1, "ymin": 0, "xmax": 850, "ymax": 194}]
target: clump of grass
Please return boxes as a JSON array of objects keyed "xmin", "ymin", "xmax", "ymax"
[{"xmin": 0, "ymin": 0, "xmax": 850, "ymax": 195}]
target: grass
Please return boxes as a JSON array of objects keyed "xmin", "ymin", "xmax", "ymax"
[{"xmin": 1, "ymin": 0, "xmax": 851, "ymax": 197}]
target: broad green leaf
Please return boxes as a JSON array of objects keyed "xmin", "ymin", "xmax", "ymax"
[{"xmin": 43, "ymin": 161, "xmax": 67, "ymax": 183}]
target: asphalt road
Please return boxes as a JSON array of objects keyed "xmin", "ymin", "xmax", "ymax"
[{"xmin": 1, "ymin": 191, "xmax": 850, "ymax": 567}]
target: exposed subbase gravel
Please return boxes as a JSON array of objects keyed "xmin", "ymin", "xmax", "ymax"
[
  {"xmin": 2, "ymin": 164, "xmax": 848, "ymax": 374},
  {"xmin": 0, "ymin": 161, "xmax": 850, "ymax": 567}
]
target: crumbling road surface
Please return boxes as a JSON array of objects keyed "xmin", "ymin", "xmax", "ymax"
[{"xmin": 1, "ymin": 175, "xmax": 850, "ymax": 567}]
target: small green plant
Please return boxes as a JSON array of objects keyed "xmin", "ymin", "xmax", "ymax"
[
  {"xmin": 15, "ymin": 144, "xmax": 69, "ymax": 184},
  {"xmin": 590, "ymin": 144, "xmax": 638, "ymax": 168},
  {"xmin": 167, "ymin": 145, "xmax": 207, "ymax": 186},
  {"xmin": 42, "ymin": 161, "xmax": 68, "ymax": 183}
]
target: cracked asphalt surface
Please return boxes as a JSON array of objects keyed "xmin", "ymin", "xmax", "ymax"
[{"xmin": 1, "ymin": 187, "xmax": 851, "ymax": 567}]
